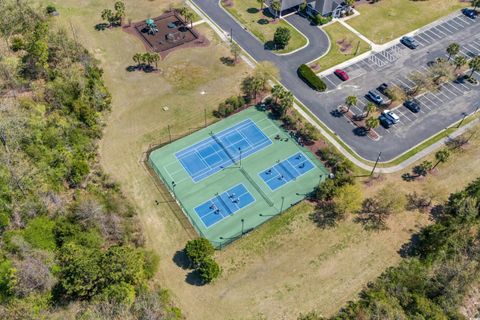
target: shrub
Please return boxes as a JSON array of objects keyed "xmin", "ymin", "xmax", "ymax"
[
  {"xmin": 297, "ymin": 64, "xmax": 326, "ymax": 91},
  {"xmin": 46, "ymin": 5, "xmax": 57, "ymax": 14},
  {"xmin": 273, "ymin": 27, "xmax": 291, "ymax": 49},
  {"xmin": 184, "ymin": 238, "xmax": 214, "ymax": 268},
  {"xmin": 313, "ymin": 14, "xmax": 332, "ymax": 26},
  {"xmin": 198, "ymin": 257, "xmax": 221, "ymax": 283}
]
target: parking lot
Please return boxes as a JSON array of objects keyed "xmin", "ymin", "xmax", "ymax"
[{"xmin": 319, "ymin": 12, "xmax": 480, "ymax": 146}]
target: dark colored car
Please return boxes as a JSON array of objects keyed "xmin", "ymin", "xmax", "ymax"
[
  {"xmin": 377, "ymin": 83, "xmax": 388, "ymax": 94},
  {"xmin": 367, "ymin": 90, "xmax": 384, "ymax": 105},
  {"xmin": 400, "ymin": 36, "xmax": 419, "ymax": 49},
  {"xmin": 404, "ymin": 100, "xmax": 420, "ymax": 113},
  {"xmin": 334, "ymin": 69, "xmax": 349, "ymax": 81},
  {"xmin": 462, "ymin": 8, "xmax": 478, "ymax": 19},
  {"xmin": 379, "ymin": 115, "xmax": 393, "ymax": 129}
]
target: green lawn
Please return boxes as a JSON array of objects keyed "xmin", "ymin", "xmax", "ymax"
[
  {"xmin": 347, "ymin": 0, "xmax": 469, "ymax": 44},
  {"xmin": 311, "ymin": 22, "xmax": 371, "ymax": 72},
  {"xmin": 222, "ymin": 0, "xmax": 307, "ymax": 54}
]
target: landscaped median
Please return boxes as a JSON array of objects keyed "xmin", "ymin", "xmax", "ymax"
[
  {"xmin": 346, "ymin": 0, "xmax": 469, "ymax": 44},
  {"xmin": 309, "ymin": 22, "xmax": 371, "ymax": 73},
  {"xmin": 220, "ymin": 0, "xmax": 307, "ymax": 54}
]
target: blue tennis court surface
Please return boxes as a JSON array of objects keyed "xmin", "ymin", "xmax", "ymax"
[
  {"xmin": 259, "ymin": 152, "xmax": 315, "ymax": 191},
  {"xmin": 175, "ymin": 119, "xmax": 272, "ymax": 182},
  {"xmin": 194, "ymin": 184, "xmax": 255, "ymax": 228}
]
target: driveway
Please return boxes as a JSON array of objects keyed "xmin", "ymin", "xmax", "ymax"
[{"xmin": 191, "ymin": 0, "xmax": 480, "ymax": 161}]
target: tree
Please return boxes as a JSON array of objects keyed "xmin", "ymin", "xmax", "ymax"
[
  {"xmin": 271, "ymin": 84, "xmax": 284, "ymax": 104},
  {"xmin": 468, "ymin": 56, "xmax": 480, "ymax": 77},
  {"xmin": 114, "ymin": 1, "xmax": 126, "ymax": 25},
  {"xmin": 230, "ymin": 41, "xmax": 241, "ymax": 64},
  {"xmin": 101, "ymin": 9, "xmax": 114, "ymax": 26},
  {"xmin": 184, "ymin": 238, "xmax": 214, "ymax": 268},
  {"xmin": 270, "ymin": 0, "xmax": 282, "ymax": 19},
  {"xmin": 345, "ymin": 95, "xmax": 357, "ymax": 113},
  {"xmin": 279, "ymin": 90, "xmax": 294, "ymax": 117},
  {"xmin": 365, "ymin": 117, "xmax": 379, "ymax": 131},
  {"xmin": 446, "ymin": 43, "xmax": 460, "ymax": 61},
  {"xmin": 433, "ymin": 149, "xmax": 450, "ymax": 170},
  {"xmin": 273, "ymin": 27, "xmax": 291, "ymax": 50},
  {"xmin": 473, "ymin": 0, "xmax": 480, "ymax": 9},
  {"xmin": 101, "ymin": 245, "xmax": 145, "ymax": 286},
  {"xmin": 150, "ymin": 52, "xmax": 160, "ymax": 69},
  {"xmin": 132, "ymin": 53, "xmax": 143, "ymax": 66},
  {"xmin": 414, "ymin": 160, "xmax": 433, "ymax": 177},
  {"xmin": 257, "ymin": 0, "xmax": 265, "ymax": 11},
  {"xmin": 364, "ymin": 102, "xmax": 376, "ymax": 118},
  {"xmin": 241, "ymin": 76, "xmax": 264, "ymax": 99},
  {"xmin": 453, "ymin": 55, "xmax": 466, "ymax": 70},
  {"xmin": 345, "ymin": 0, "xmax": 355, "ymax": 7},
  {"xmin": 198, "ymin": 257, "xmax": 222, "ymax": 283},
  {"xmin": 182, "ymin": 8, "xmax": 195, "ymax": 28},
  {"xmin": 333, "ymin": 183, "xmax": 363, "ymax": 214}
]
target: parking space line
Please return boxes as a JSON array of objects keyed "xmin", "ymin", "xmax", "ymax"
[
  {"xmin": 444, "ymin": 21, "xmax": 460, "ymax": 31},
  {"xmin": 397, "ymin": 78, "xmax": 413, "ymax": 90},
  {"xmin": 457, "ymin": 16, "xmax": 473, "ymax": 26},
  {"xmin": 415, "ymin": 34, "xmax": 430, "ymax": 45},
  {"xmin": 425, "ymin": 93, "xmax": 442, "ymax": 104},
  {"xmin": 432, "ymin": 91, "xmax": 450, "ymax": 102},
  {"xmin": 444, "ymin": 83, "xmax": 463, "ymax": 95},
  {"xmin": 440, "ymin": 85, "xmax": 458, "ymax": 98},
  {"xmin": 425, "ymin": 30, "xmax": 442, "ymax": 40},
  {"xmin": 449, "ymin": 19, "xmax": 465, "ymax": 29},
  {"xmin": 324, "ymin": 76, "xmax": 337, "ymax": 88},
  {"xmin": 464, "ymin": 44, "xmax": 479, "ymax": 55},
  {"xmin": 459, "ymin": 49, "xmax": 471, "ymax": 58},
  {"xmin": 431, "ymin": 27, "xmax": 448, "ymax": 37},
  {"xmin": 417, "ymin": 98, "xmax": 432, "ymax": 111},
  {"xmin": 468, "ymin": 43, "xmax": 480, "ymax": 54},
  {"xmin": 436, "ymin": 24, "xmax": 454, "ymax": 36}
]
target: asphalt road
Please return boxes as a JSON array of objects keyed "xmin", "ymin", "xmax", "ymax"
[{"xmin": 192, "ymin": 0, "xmax": 480, "ymax": 161}]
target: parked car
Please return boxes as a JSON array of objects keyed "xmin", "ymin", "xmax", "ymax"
[
  {"xmin": 379, "ymin": 115, "xmax": 393, "ymax": 128},
  {"xmin": 382, "ymin": 109, "xmax": 400, "ymax": 124},
  {"xmin": 377, "ymin": 83, "xmax": 388, "ymax": 94},
  {"xmin": 400, "ymin": 36, "xmax": 419, "ymax": 49},
  {"xmin": 367, "ymin": 90, "xmax": 384, "ymax": 105},
  {"xmin": 334, "ymin": 69, "xmax": 349, "ymax": 81},
  {"xmin": 462, "ymin": 8, "xmax": 478, "ymax": 19},
  {"xmin": 404, "ymin": 100, "xmax": 420, "ymax": 113}
]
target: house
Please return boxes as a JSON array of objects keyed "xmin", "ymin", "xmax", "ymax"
[{"xmin": 268, "ymin": 0, "xmax": 342, "ymax": 17}]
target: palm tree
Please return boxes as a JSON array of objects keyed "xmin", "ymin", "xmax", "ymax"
[
  {"xmin": 468, "ymin": 56, "xmax": 480, "ymax": 77},
  {"xmin": 345, "ymin": 95, "xmax": 357, "ymax": 113},
  {"xmin": 453, "ymin": 55, "xmax": 466, "ymax": 71},
  {"xmin": 132, "ymin": 53, "xmax": 143, "ymax": 66},
  {"xmin": 364, "ymin": 102, "xmax": 376, "ymax": 118},
  {"xmin": 183, "ymin": 9, "xmax": 195, "ymax": 28},
  {"xmin": 143, "ymin": 52, "xmax": 153, "ymax": 67},
  {"xmin": 446, "ymin": 43, "xmax": 460, "ymax": 61},
  {"xmin": 473, "ymin": 0, "xmax": 480, "ymax": 9},
  {"xmin": 151, "ymin": 53, "xmax": 160, "ymax": 69},
  {"xmin": 365, "ymin": 117, "xmax": 379, "ymax": 131},
  {"xmin": 270, "ymin": 0, "xmax": 282, "ymax": 19},
  {"xmin": 432, "ymin": 149, "xmax": 450, "ymax": 170},
  {"xmin": 271, "ymin": 85, "xmax": 284, "ymax": 104},
  {"xmin": 230, "ymin": 42, "xmax": 241, "ymax": 63}
]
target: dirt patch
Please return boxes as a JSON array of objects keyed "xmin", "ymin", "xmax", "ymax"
[{"xmin": 337, "ymin": 38, "xmax": 353, "ymax": 54}]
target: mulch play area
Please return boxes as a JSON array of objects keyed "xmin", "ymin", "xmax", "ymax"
[{"xmin": 124, "ymin": 11, "xmax": 209, "ymax": 58}]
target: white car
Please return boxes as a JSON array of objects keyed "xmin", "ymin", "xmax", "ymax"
[{"xmin": 382, "ymin": 110, "xmax": 400, "ymax": 124}]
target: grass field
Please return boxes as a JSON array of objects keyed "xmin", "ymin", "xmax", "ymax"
[
  {"xmin": 347, "ymin": 0, "xmax": 469, "ymax": 44},
  {"xmin": 222, "ymin": 0, "xmax": 308, "ymax": 54},
  {"xmin": 38, "ymin": 0, "xmax": 480, "ymax": 319},
  {"xmin": 311, "ymin": 22, "xmax": 371, "ymax": 72}
]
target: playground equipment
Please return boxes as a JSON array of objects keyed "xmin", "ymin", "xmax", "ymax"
[{"xmin": 145, "ymin": 18, "xmax": 159, "ymax": 34}]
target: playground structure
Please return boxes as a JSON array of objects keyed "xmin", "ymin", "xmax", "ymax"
[{"xmin": 128, "ymin": 11, "xmax": 204, "ymax": 56}]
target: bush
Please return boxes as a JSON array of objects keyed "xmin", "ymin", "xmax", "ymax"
[
  {"xmin": 10, "ymin": 37, "xmax": 25, "ymax": 52},
  {"xmin": 273, "ymin": 27, "xmax": 291, "ymax": 49},
  {"xmin": 313, "ymin": 14, "xmax": 332, "ymax": 26},
  {"xmin": 297, "ymin": 64, "xmax": 326, "ymax": 92},
  {"xmin": 198, "ymin": 257, "xmax": 222, "ymax": 283},
  {"xmin": 184, "ymin": 238, "xmax": 214, "ymax": 268}
]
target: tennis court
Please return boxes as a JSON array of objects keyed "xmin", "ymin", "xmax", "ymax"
[
  {"xmin": 175, "ymin": 119, "xmax": 272, "ymax": 182},
  {"xmin": 148, "ymin": 108, "xmax": 329, "ymax": 248},
  {"xmin": 259, "ymin": 152, "xmax": 315, "ymax": 191},
  {"xmin": 194, "ymin": 184, "xmax": 255, "ymax": 228}
]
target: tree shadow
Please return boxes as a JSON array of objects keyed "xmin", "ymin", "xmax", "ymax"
[
  {"xmin": 353, "ymin": 127, "xmax": 368, "ymax": 137},
  {"xmin": 172, "ymin": 250, "xmax": 190, "ymax": 270},
  {"xmin": 220, "ymin": 56, "xmax": 235, "ymax": 66},
  {"xmin": 330, "ymin": 109, "xmax": 343, "ymax": 117},
  {"xmin": 247, "ymin": 7, "xmax": 259, "ymax": 14},
  {"xmin": 262, "ymin": 8, "xmax": 275, "ymax": 19},
  {"xmin": 94, "ymin": 23, "xmax": 109, "ymax": 31},
  {"xmin": 264, "ymin": 40, "xmax": 276, "ymax": 51},
  {"xmin": 398, "ymin": 232, "xmax": 421, "ymax": 258},
  {"xmin": 257, "ymin": 18, "xmax": 269, "ymax": 25},
  {"xmin": 429, "ymin": 204, "xmax": 445, "ymax": 222},
  {"xmin": 185, "ymin": 270, "xmax": 205, "ymax": 286}
]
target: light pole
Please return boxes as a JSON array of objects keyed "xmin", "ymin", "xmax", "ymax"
[
  {"xmin": 171, "ymin": 181, "xmax": 176, "ymax": 198},
  {"xmin": 280, "ymin": 196, "xmax": 285, "ymax": 213},
  {"xmin": 238, "ymin": 147, "xmax": 242, "ymax": 167},
  {"xmin": 241, "ymin": 219, "xmax": 245, "ymax": 236},
  {"xmin": 457, "ymin": 112, "xmax": 468, "ymax": 128},
  {"xmin": 370, "ymin": 152, "xmax": 382, "ymax": 176}
]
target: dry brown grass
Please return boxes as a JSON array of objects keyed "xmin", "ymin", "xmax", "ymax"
[{"xmin": 37, "ymin": 0, "xmax": 480, "ymax": 319}]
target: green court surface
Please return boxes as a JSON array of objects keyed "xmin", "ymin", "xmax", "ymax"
[{"xmin": 148, "ymin": 107, "xmax": 329, "ymax": 248}]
